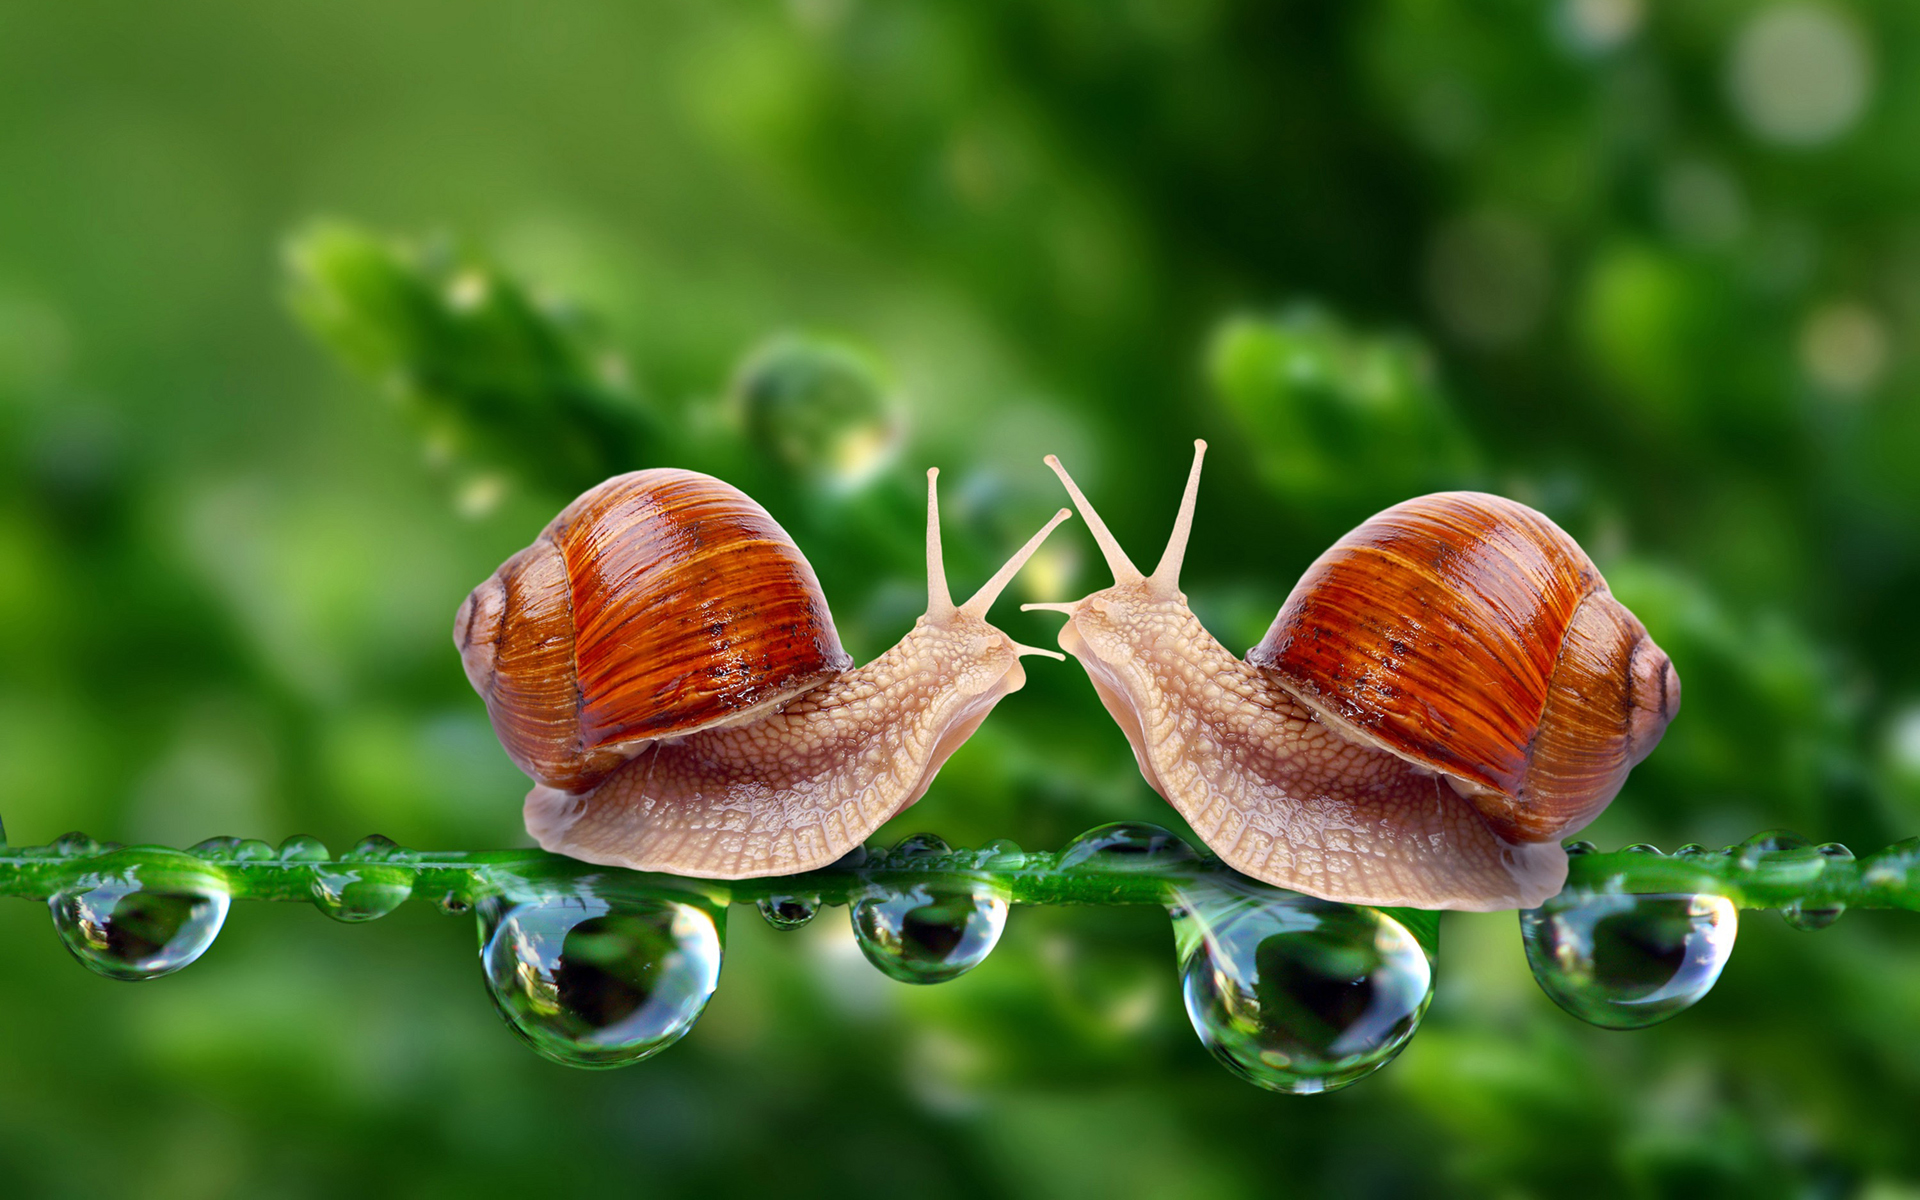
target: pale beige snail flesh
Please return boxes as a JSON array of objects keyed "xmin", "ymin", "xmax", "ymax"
[{"xmin": 1027, "ymin": 441, "xmax": 1678, "ymax": 911}]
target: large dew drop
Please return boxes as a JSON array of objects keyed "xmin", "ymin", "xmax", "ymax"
[
  {"xmin": 850, "ymin": 882, "xmax": 1008, "ymax": 984},
  {"xmin": 50, "ymin": 860, "xmax": 232, "ymax": 981},
  {"xmin": 479, "ymin": 891, "xmax": 725, "ymax": 1068},
  {"xmin": 1520, "ymin": 892, "xmax": 1737, "ymax": 1029},
  {"xmin": 1169, "ymin": 878, "xmax": 1433, "ymax": 1094}
]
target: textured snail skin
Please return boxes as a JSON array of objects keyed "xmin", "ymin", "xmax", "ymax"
[
  {"xmin": 1055, "ymin": 587, "xmax": 1564, "ymax": 909},
  {"xmin": 526, "ymin": 616, "xmax": 1027, "ymax": 877},
  {"xmin": 1029, "ymin": 442, "xmax": 1677, "ymax": 912},
  {"xmin": 460, "ymin": 467, "xmax": 1070, "ymax": 880}
]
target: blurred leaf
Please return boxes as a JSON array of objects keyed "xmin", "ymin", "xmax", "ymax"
[
  {"xmin": 284, "ymin": 222, "xmax": 653, "ymax": 504},
  {"xmin": 1209, "ymin": 306, "xmax": 1478, "ymax": 520}
]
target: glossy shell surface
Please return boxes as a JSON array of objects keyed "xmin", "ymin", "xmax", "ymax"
[
  {"xmin": 457, "ymin": 469, "xmax": 851, "ymax": 791},
  {"xmin": 1249, "ymin": 491, "xmax": 1676, "ymax": 843}
]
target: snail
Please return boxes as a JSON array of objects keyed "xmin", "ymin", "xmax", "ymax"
[
  {"xmin": 1026, "ymin": 441, "xmax": 1678, "ymax": 911},
  {"xmin": 456, "ymin": 467, "xmax": 1070, "ymax": 878}
]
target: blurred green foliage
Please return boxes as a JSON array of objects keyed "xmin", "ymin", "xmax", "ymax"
[{"xmin": 4, "ymin": 1, "xmax": 1920, "ymax": 1197}]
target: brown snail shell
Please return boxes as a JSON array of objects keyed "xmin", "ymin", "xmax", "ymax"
[
  {"xmin": 1248, "ymin": 491, "xmax": 1679, "ymax": 845},
  {"xmin": 455, "ymin": 469, "xmax": 852, "ymax": 794}
]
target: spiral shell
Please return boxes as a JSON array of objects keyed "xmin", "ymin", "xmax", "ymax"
[
  {"xmin": 454, "ymin": 469, "xmax": 852, "ymax": 792},
  {"xmin": 1248, "ymin": 491, "xmax": 1678, "ymax": 844}
]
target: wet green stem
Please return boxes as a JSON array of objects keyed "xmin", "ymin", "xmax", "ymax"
[{"xmin": 2, "ymin": 833, "xmax": 1916, "ymax": 927}]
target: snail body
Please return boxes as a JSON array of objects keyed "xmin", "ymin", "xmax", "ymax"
[
  {"xmin": 1029, "ymin": 442, "xmax": 1678, "ymax": 911},
  {"xmin": 458, "ymin": 467, "xmax": 1068, "ymax": 879}
]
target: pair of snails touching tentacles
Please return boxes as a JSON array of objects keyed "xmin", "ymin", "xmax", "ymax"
[{"xmin": 456, "ymin": 442, "xmax": 1677, "ymax": 912}]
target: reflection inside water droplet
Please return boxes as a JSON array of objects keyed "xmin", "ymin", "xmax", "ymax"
[
  {"xmin": 1782, "ymin": 843, "xmax": 1854, "ymax": 931},
  {"xmin": 757, "ymin": 894, "xmax": 820, "ymax": 931},
  {"xmin": 310, "ymin": 864, "xmax": 412, "ymax": 923},
  {"xmin": 1058, "ymin": 822, "xmax": 1198, "ymax": 872},
  {"xmin": 50, "ymin": 867, "xmax": 231, "ymax": 981},
  {"xmin": 1520, "ymin": 892, "xmax": 1737, "ymax": 1029},
  {"xmin": 479, "ymin": 891, "xmax": 725, "ymax": 1068},
  {"xmin": 850, "ymin": 882, "xmax": 1008, "ymax": 984},
  {"xmin": 1169, "ymin": 877, "xmax": 1433, "ymax": 1094}
]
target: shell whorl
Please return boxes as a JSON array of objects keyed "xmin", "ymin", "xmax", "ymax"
[
  {"xmin": 1249, "ymin": 491, "xmax": 1677, "ymax": 844},
  {"xmin": 456, "ymin": 469, "xmax": 852, "ymax": 793}
]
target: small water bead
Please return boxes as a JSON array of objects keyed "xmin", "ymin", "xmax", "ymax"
[
  {"xmin": 888, "ymin": 832, "xmax": 952, "ymax": 859},
  {"xmin": 51, "ymin": 832, "xmax": 103, "ymax": 858},
  {"xmin": 50, "ymin": 860, "xmax": 232, "ymax": 981},
  {"xmin": 189, "ymin": 836, "xmax": 275, "ymax": 863},
  {"xmin": 1563, "ymin": 840, "xmax": 1598, "ymax": 857},
  {"xmin": 1736, "ymin": 830, "xmax": 1824, "ymax": 881},
  {"xmin": 851, "ymin": 882, "xmax": 1009, "ymax": 984},
  {"xmin": 310, "ymin": 864, "xmax": 412, "ymax": 923},
  {"xmin": 1058, "ymin": 823, "xmax": 1199, "ymax": 871},
  {"xmin": 277, "ymin": 835, "xmax": 329, "ymax": 863},
  {"xmin": 1781, "ymin": 843, "xmax": 1856, "ymax": 932},
  {"xmin": 1621, "ymin": 843, "xmax": 1661, "ymax": 855},
  {"xmin": 480, "ymin": 891, "xmax": 725, "ymax": 1068},
  {"xmin": 1520, "ymin": 892, "xmax": 1737, "ymax": 1029},
  {"xmin": 975, "ymin": 838, "xmax": 1026, "ymax": 871},
  {"xmin": 757, "ymin": 894, "xmax": 820, "ymax": 931},
  {"xmin": 1168, "ymin": 878, "xmax": 1433, "ymax": 1094}
]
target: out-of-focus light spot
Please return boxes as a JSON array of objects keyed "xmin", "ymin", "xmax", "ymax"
[
  {"xmin": 1888, "ymin": 704, "xmax": 1920, "ymax": 777},
  {"xmin": 1728, "ymin": 4, "xmax": 1872, "ymax": 146},
  {"xmin": 1409, "ymin": 79, "xmax": 1481, "ymax": 156},
  {"xmin": 453, "ymin": 473, "xmax": 507, "ymax": 519},
  {"xmin": 1425, "ymin": 211, "xmax": 1553, "ymax": 348},
  {"xmin": 1798, "ymin": 301, "xmax": 1888, "ymax": 395},
  {"xmin": 1659, "ymin": 161, "xmax": 1747, "ymax": 248},
  {"xmin": 445, "ymin": 269, "xmax": 490, "ymax": 313},
  {"xmin": 1559, "ymin": 0, "xmax": 1642, "ymax": 53},
  {"xmin": 595, "ymin": 351, "xmax": 631, "ymax": 392},
  {"xmin": 1016, "ymin": 541, "xmax": 1080, "ymax": 606}
]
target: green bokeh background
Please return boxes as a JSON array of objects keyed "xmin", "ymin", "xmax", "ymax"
[{"xmin": 4, "ymin": 2, "xmax": 1920, "ymax": 1196}]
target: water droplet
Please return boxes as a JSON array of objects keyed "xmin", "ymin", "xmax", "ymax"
[
  {"xmin": 480, "ymin": 890, "xmax": 725, "ymax": 1068},
  {"xmin": 346, "ymin": 834, "xmax": 403, "ymax": 860},
  {"xmin": 1058, "ymin": 822, "xmax": 1199, "ymax": 871},
  {"xmin": 732, "ymin": 335, "xmax": 901, "ymax": 492},
  {"xmin": 976, "ymin": 838, "xmax": 1027, "ymax": 870},
  {"xmin": 1520, "ymin": 892, "xmax": 1737, "ymax": 1029},
  {"xmin": 757, "ymin": 894, "xmax": 820, "ymax": 931},
  {"xmin": 1781, "ymin": 843, "xmax": 1854, "ymax": 931},
  {"xmin": 851, "ymin": 882, "xmax": 1008, "ymax": 984},
  {"xmin": 1564, "ymin": 840, "xmax": 1598, "ymax": 856},
  {"xmin": 889, "ymin": 832, "xmax": 951, "ymax": 858},
  {"xmin": 1168, "ymin": 877, "xmax": 1433, "ymax": 1094},
  {"xmin": 51, "ymin": 831, "xmax": 102, "ymax": 857},
  {"xmin": 310, "ymin": 864, "xmax": 412, "ymax": 923},
  {"xmin": 438, "ymin": 892, "xmax": 472, "ymax": 915},
  {"xmin": 1621, "ymin": 843, "xmax": 1661, "ymax": 855},
  {"xmin": 1781, "ymin": 899, "xmax": 1844, "ymax": 932},
  {"xmin": 277, "ymin": 835, "xmax": 329, "ymax": 863},
  {"xmin": 190, "ymin": 836, "xmax": 274, "ymax": 862},
  {"xmin": 1675, "ymin": 843, "xmax": 1711, "ymax": 859},
  {"xmin": 50, "ymin": 858, "xmax": 231, "ymax": 980}
]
